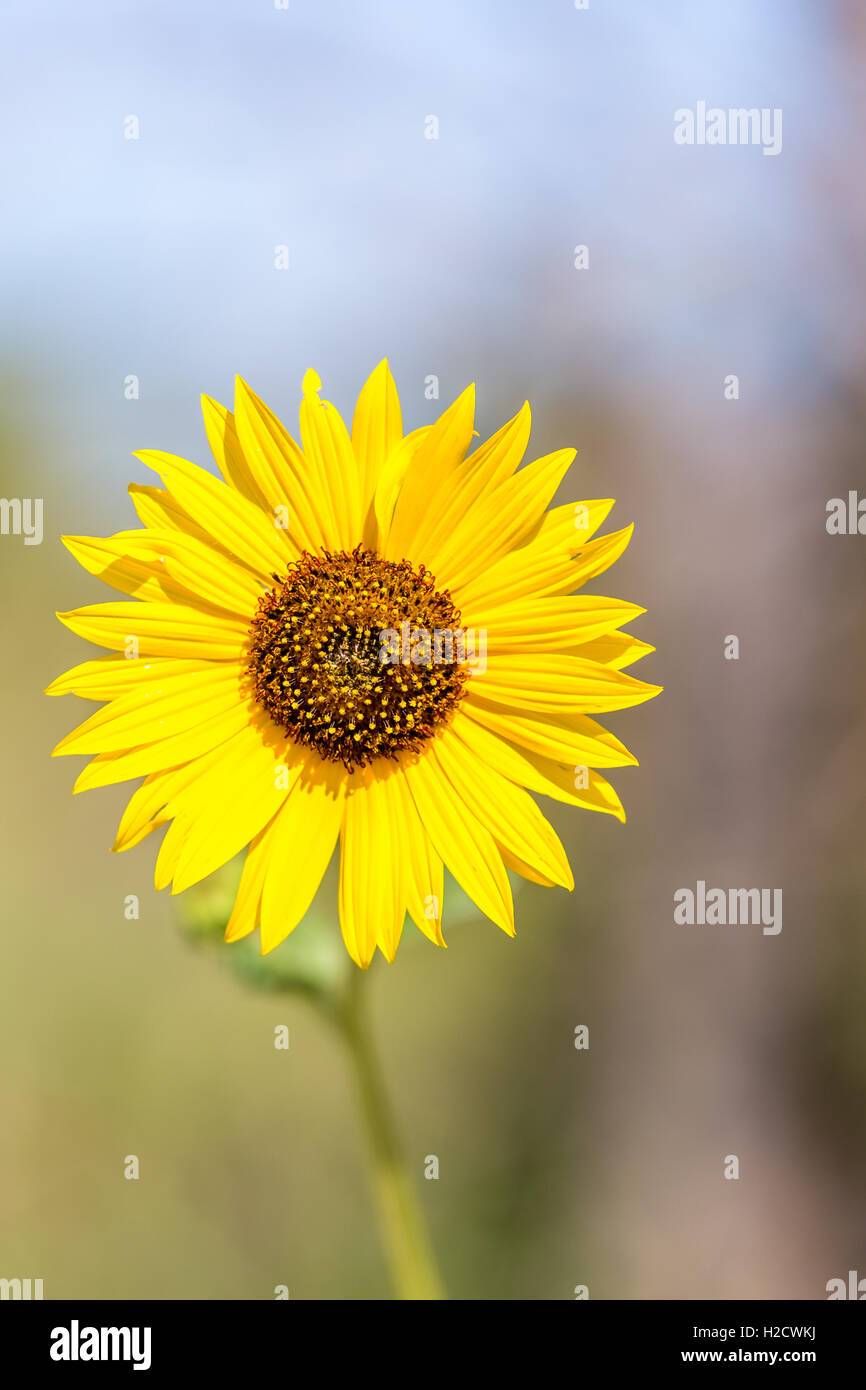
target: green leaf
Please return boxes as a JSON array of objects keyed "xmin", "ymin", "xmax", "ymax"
[{"xmin": 177, "ymin": 855, "xmax": 349, "ymax": 999}]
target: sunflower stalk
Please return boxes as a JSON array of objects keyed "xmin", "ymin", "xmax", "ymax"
[
  {"xmin": 179, "ymin": 863, "xmax": 446, "ymax": 1299},
  {"xmin": 334, "ymin": 967, "xmax": 446, "ymax": 1301}
]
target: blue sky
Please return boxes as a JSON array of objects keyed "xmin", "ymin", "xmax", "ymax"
[{"xmin": 0, "ymin": 0, "xmax": 848, "ymax": 485}]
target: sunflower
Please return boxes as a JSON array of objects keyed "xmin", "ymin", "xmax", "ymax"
[{"xmin": 49, "ymin": 364, "xmax": 660, "ymax": 967}]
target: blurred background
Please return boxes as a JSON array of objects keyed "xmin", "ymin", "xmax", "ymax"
[{"xmin": 1, "ymin": 0, "xmax": 865, "ymax": 1299}]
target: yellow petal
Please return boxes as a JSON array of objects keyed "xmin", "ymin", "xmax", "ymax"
[
  {"xmin": 73, "ymin": 702, "xmax": 251, "ymax": 790},
  {"xmin": 403, "ymin": 745, "xmax": 514, "ymax": 935},
  {"xmin": 566, "ymin": 525, "xmax": 635, "ymax": 592},
  {"xmin": 461, "ymin": 700, "xmax": 638, "ymax": 768},
  {"xmin": 56, "ymin": 600, "xmax": 248, "ymax": 659},
  {"xmin": 298, "ymin": 369, "xmax": 363, "ymax": 549},
  {"xmin": 62, "ymin": 530, "xmax": 261, "ymax": 617},
  {"xmin": 162, "ymin": 719, "xmax": 301, "ymax": 893},
  {"xmin": 129, "ymin": 482, "xmax": 274, "ymax": 585},
  {"xmin": 113, "ymin": 763, "xmax": 205, "ymax": 852},
  {"xmin": 135, "ymin": 449, "xmax": 291, "ymax": 581},
  {"xmin": 129, "ymin": 480, "xmax": 257, "ymax": 573},
  {"xmin": 432, "ymin": 731, "xmax": 573, "ymax": 890},
  {"xmin": 479, "ymin": 596, "xmax": 646, "ymax": 653},
  {"xmin": 458, "ymin": 401, "xmax": 532, "ymax": 490},
  {"xmin": 396, "ymin": 402, "xmax": 530, "ymax": 570},
  {"xmin": 128, "ymin": 483, "xmax": 197, "ymax": 534},
  {"xmin": 61, "ymin": 535, "xmax": 174, "ymax": 605},
  {"xmin": 338, "ymin": 767, "xmax": 405, "ymax": 967},
  {"xmin": 450, "ymin": 708, "xmax": 626, "ymax": 821},
  {"xmin": 383, "ymin": 385, "xmax": 476, "ymax": 564},
  {"xmin": 258, "ymin": 759, "xmax": 345, "ymax": 953},
  {"xmin": 224, "ymin": 810, "xmax": 284, "ymax": 943},
  {"xmin": 433, "ymin": 447, "xmax": 575, "ymax": 592},
  {"xmin": 454, "ymin": 500, "xmax": 617, "ymax": 611},
  {"xmin": 202, "ymin": 395, "xmax": 269, "ymax": 509},
  {"xmin": 147, "ymin": 726, "xmax": 287, "ymax": 889},
  {"xmin": 564, "ymin": 632, "xmax": 655, "ymax": 670},
  {"xmin": 499, "ymin": 849, "xmax": 558, "ymax": 887},
  {"xmin": 469, "ymin": 655, "xmax": 662, "ymax": 715},
  {"xmin": 387, "ymin": 768, "xmax": 445, "ymax": 947},
  {"xmin": 372, "ymin": 427, "xmax": 429, "ymax": 548},
  {"xmin": 144, "ymin": 529, "xmax": 262, "ymax": 614},
  {"xmin": 52, "ymin": 664, "xmax": 249, "ymax": 756},
  {"xmin": 233, "ymin": 378, "xmax": 329, "ymax": 553},
  {"xmin": 46, "ymin": 655, "xmax": 206, "ymax": 700},
  {"xmin": 351, "ymin": 359, "xmax": 403, "ymax": 537}
]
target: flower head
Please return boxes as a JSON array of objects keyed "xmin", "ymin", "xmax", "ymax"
[{"xmin": 49, "ymin": 363, "xmax": 660, "ymax": 966}]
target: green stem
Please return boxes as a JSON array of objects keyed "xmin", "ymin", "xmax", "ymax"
[{"xmin": 336, "ymin": 968, "xmax": 446, "ymax": 1301}]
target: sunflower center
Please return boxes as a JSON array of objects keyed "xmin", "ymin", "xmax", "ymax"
[{"xmin": 247, "ymin": 546, "xmax": 469, "ymax": 770}]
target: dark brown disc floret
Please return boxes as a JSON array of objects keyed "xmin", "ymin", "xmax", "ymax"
[{"xmin": 247, "ymin": 546, "xmax": 469, "ymax": 771}]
